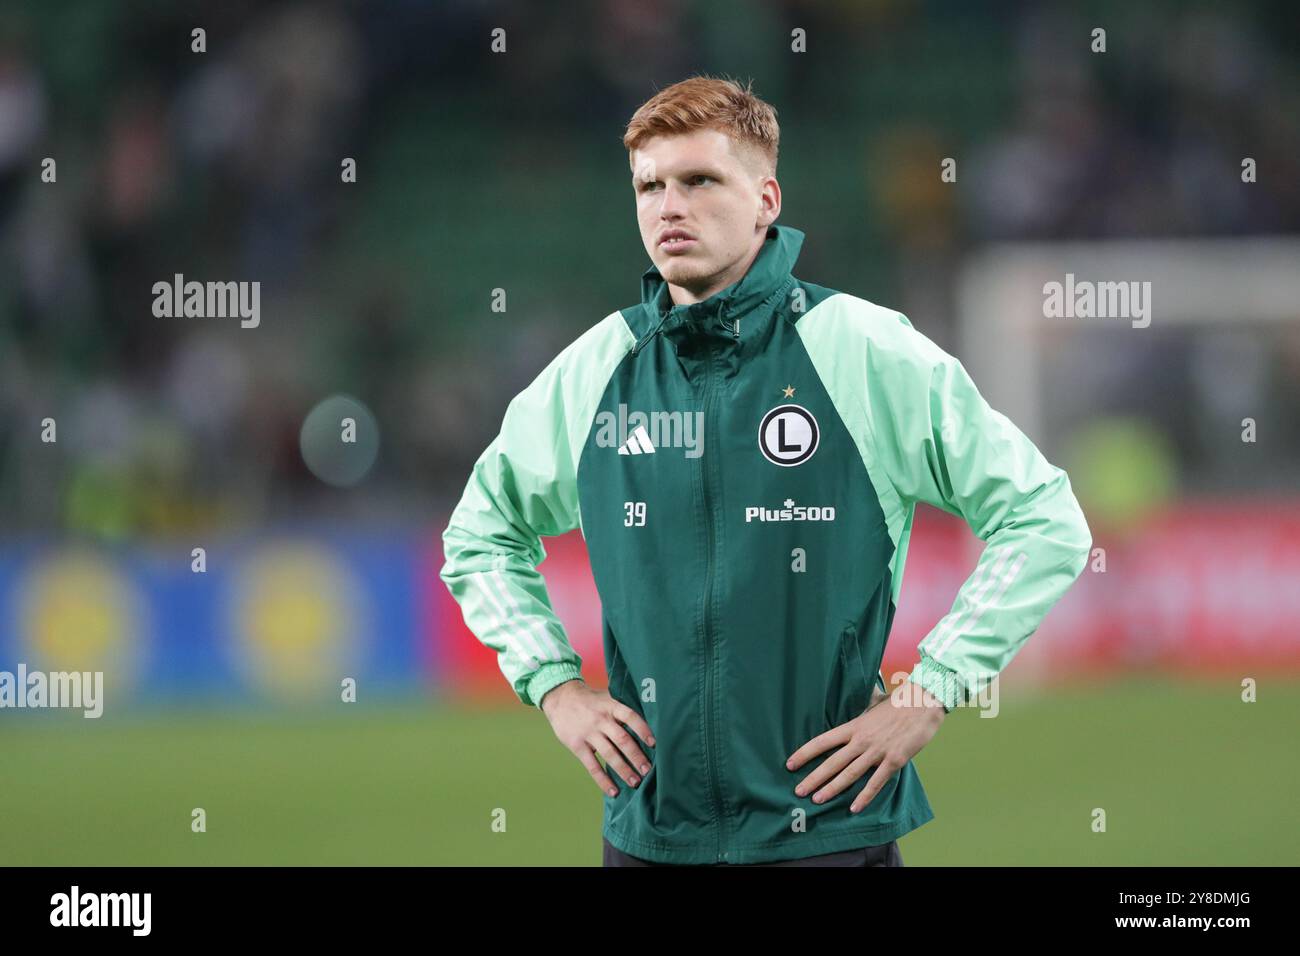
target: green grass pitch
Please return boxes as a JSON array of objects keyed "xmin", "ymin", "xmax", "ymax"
[{"xmin": 1, "ymin": 676, "xmax": 1295, "ymax": 865}]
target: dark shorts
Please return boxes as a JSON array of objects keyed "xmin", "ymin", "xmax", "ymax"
[{"xmin": 602, "ymin": 836, "xmax": 904, "ymax": 867}]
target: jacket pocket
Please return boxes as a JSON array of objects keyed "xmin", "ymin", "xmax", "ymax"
[
  {"xmin": 604, "ymin": 618, "xmax": 643, "ymax": 711},
  {"xmin": 823, "ymin": 618, "xmax": 873, "ymax": 728}
]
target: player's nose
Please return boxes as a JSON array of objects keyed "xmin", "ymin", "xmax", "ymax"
[{"xmin": 659, "ymin": 181, "xmax": 689, "ymax": 218}]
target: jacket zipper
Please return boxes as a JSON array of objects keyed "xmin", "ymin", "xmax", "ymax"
[{"xmin": 700, "ymin": 326, "xmax": 726, "ymax": 862}]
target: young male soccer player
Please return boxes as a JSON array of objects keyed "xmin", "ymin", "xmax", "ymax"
[{"xmin": 441, "ymin": 76, "xmax": 1092, "ymax": 866}]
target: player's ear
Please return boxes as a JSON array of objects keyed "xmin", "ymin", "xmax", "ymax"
[{"xmin": 757, "ymin": 176, "xmax": 781, "ymax": 226}]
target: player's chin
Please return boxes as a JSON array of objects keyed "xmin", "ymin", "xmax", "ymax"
[{"xmin": 658, "ymin": 258, "xmax": 709, "ymax": 286}]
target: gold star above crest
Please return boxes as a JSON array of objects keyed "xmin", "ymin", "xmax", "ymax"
[{"xmin": 782, "ymin": 385, "xmax": 795, "ymax": 398}]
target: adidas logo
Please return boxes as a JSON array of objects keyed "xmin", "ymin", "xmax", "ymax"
[
  {"xmin": 617, "ymin": 425, "xmax": 656, "ymax": 455},
  {"xmin": 594, "ymin": 405, "xmax": 703, "ymax": 458}
]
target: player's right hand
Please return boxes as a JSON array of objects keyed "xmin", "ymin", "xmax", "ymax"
[{"xmin": 539, "ymin": 680, "xmax": 655, "ymax": 798}]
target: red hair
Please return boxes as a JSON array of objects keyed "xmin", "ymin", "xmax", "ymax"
[{"xmin": 623, "ymin": 75, "xmax": 779, "ymax": 175}]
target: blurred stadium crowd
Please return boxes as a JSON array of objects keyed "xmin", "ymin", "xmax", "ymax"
[{"xmin": 1, "ymin": 0, "xmax": 1297, "ymax": 541}]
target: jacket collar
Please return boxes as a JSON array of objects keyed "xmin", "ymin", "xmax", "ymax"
[{"xmin": 637, "ymin": 224, "xmax": 805, "ymax": 337}]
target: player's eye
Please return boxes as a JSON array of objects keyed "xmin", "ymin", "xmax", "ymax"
[{"xmin": 690, "ymin": 175, "xmax": 713, "ymax": 186}]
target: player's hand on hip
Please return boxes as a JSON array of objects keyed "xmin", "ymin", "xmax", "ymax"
[
  {"xmin": 539, "ymin": 680, "xmax": 656, "ymax": 798},
  {"xmin": 785, "ymin": 681, "xmax": 946, "ymax": 814}
]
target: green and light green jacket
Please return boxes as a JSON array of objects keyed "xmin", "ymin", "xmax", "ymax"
[{"xmin": 441, "ymin": 224, "xmax": 1092, "ymax": 864}]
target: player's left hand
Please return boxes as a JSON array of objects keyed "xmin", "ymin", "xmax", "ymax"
[{"xmin": 785, "ymin": 681, "xmax": 947, "ymax": 814}]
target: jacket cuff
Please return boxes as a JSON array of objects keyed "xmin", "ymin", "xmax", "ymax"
[
  {"xmin": 525, "ymin": 662, "xmax": 585, "ymax": 709},
  {"xmin": 906, "ymin": 654, "xmax": 965, "ymax": 713}
]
